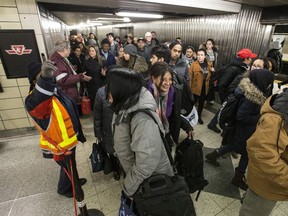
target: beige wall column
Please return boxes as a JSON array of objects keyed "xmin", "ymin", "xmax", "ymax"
[{"xmin": 0, "ymin": 0, "xmax": 46, "ymax": 130}]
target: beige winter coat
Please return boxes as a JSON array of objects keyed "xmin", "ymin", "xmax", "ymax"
[
  {"xmin": 247, "ymin": 95, "xmax": 288, "ymax": 201},
  {"xmin": 189, "ymin": 60, "xmax": 212, "ymax": 96}
]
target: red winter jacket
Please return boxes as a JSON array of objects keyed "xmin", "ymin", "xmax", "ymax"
[{"xmin": 50, "ymin": 51, "xmax": 84, "ymax": 102}]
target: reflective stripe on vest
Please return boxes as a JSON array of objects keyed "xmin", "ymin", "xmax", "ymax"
[{"xmin": 35, "ymin": 97, "xmax": 78, "ymax": 155}]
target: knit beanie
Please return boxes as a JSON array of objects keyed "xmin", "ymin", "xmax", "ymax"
[
  {"xmin": 124, "ymin": 44, "xmax": 137, "ymax": 56},
  {"xmin": 27, "ymin": 62, "xmax": 42, "ymax": 83}
]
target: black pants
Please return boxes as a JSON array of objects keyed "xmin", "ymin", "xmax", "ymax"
[
  {"xmin": 109, "ymin": 154, "xmax": 120, "ymax": 173},
  {"xmin": 57, "ymin": 148, "xmax": 76, "ymax": 194},
  {"xmin": 193, "ymin": 83, "xmax": 206, "ymax": 117},
  {"xmin": 206, "ymin": 80, "xmax": 215, "ymax": 101},
  {"xmin": 218, "ymin": 129, "xmax": 248, "ymax": 175}
]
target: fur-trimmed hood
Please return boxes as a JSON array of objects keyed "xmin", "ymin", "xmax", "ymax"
[
  {"xmin": 238, "ymin": 77, "xmax": 267, "ymax": 105},
  {"xmin": 238, "ymin": 69, "xmax": 274, "ymax": 105}
]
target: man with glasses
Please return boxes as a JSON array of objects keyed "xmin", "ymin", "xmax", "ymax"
[{"xmin": 50, "ymin": 40, "xmax": 91, "ymax": 102}]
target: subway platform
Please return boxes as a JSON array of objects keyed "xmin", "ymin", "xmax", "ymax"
[{"xmin": 0, "ymin": 107, "xmax": 287, "ymax": 216}]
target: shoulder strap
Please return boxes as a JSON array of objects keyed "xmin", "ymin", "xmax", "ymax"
[{"xmin": 131, "ymin": 109, "xmax": 177, "ymax": 173}]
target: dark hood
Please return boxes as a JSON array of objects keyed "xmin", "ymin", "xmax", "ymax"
[
  {"xmin": 271, "ymin": 89, "xmax": 288, "ymax": 129},
  {"xmin": 249, "ymin": 69, "xmax": 275, "ymax": 97},
  {"xmin": 229, "ymin": 56, "xmax": 249, "ymax": 70}
]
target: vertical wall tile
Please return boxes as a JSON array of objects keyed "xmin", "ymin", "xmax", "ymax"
[
  {"xmin": 2, "ymin": 0, "xmax": 16, "ymax": 7},
  {"xmin": 0, "ymin": 75, "xmax": 18, "ymax": 87},
  {"xmin": 0, "ymin": 22, "xmax": 22, "ymax": 29},
  {"xmin": 16, "ymin": 78, "xmax": 29, "ymax": 86},
  {"xmin": 19, "ymin": 86, "xmax": 30, "ymax": 97},
  {"xmin": 19, "ymin": 14, "xmax": 42, "ymax": 34},
  {"xmin": 0, "ymin": 0, "xmax": 47, "ymax": 131},
  {"xmin": 28, "ymin": 116, "xmax": 35, "ymax": 127},
  {"xmin": 0, "ymin": 98, "xmax": 24, "ymax": 110},
  {"xmin": 35, "ymin": 34, "xmax": 47, "ymax": 59},
  {"xmin": 0, "ymin": 87, "xmax": 21, "ymax": 99},
  {"xmin": 16, "ymin": 0, "xmax": 37, "ymax": 14},
  {"xmin": 3, "ymin": 118, "xmax": 30, "ymax": 129},
  {"xmin": 0, "ymin": 7, "xmax": 20, "ymax": 22},
  {"xmin": 0, "ymin": 64, "xmax": 5, "ymax": 76},
  {"xmin": 0, "ymin": 108, "xmax": 27, "ymax": 120}
]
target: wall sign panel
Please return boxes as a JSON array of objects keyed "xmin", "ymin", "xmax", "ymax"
[{"xmin": 0, "ymin": 30, "xmax": 41, "ymax": 79}]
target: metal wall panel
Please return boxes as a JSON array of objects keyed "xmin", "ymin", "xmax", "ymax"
[
  {"xmin": 39, "ymin": 6, "xmax": 68, "ymax": 56},
  {"xmin": 97, "ymin": 5, "xmax": 273, "ymax": 67}
]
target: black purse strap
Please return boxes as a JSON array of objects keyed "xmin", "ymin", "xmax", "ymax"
[{"xmin": 131, "ymin": 109, "xmax": 177, "ymax": 174}]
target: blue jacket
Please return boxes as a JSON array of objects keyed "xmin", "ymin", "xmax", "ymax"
[{"xmin": 100, "ymin": 49, "xmax": 116, "ymax": 68}]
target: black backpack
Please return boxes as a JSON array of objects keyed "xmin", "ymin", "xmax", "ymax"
[
  {"xmin": 173, "ymin": 72, "xmax": 194, "ymax": 116},
  {"xmin": 217, "ymin": 93, "xmax": 242, "ymax": 129},
  {"xmin": 175, "ymin": 138, "xmax": 209, "ymax": 201},
  {"xmin": 211, "ymin": 64, "xmax": 228, "ymax": 87}
]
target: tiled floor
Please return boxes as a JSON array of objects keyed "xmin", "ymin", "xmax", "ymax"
[{"xmin": 0, "ymin": 106, "xmax": 287, "ymax": 216}]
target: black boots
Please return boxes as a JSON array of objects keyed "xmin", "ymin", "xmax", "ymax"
[
  {"xmin": 113, "ymin": 170, "xmax": 120, "ymax": 181},
  {"xmin": 110, "ymin": 154, "xmax": 120, "ymax": 181},
  {"xmin": 205, "ymin": 150, "xmax": 220, "ymax": 166},
  {"xmin": 207, "ymin": 124, "xmax": 221, "ymax": 133},
  {"xmin": 231, "ymin": 171, "xmax": 248, "ymax": 191},
  {"xmin": 198, "ymin": 117, "xmax": 204, "ymax": 124}
]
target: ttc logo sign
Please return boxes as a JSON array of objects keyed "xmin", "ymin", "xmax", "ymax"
[{"xmin": 5, "ymin": 45, "xmax": 32, "ymax": 55}]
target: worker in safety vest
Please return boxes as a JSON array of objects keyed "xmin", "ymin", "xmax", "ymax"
[{"xmin": 25, "ymin": 60, "xmax": 87, "ymax": 198}]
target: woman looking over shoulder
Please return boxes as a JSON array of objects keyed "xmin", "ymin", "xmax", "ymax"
[
  {"xmin": 106, "ymin": 67, "xmax": 173, "ymax": 197},
  {"xmin": 147, "ymin": 62, "xmax": 194, "ymax": 148}
]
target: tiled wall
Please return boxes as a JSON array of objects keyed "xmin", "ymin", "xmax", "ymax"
[{"xmin": 0, "ymin": 0, "xmax": 46, "ymax": 130}]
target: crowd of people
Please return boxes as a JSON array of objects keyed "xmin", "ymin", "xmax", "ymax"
[{"xmin": 25, "ymin": 31, "xmax": 287, "ymax": 216}]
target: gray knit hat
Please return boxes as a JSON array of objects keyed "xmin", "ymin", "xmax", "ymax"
[{"xmin": 124, "ymin": 44, "xmax": 137, "ymax": 56}]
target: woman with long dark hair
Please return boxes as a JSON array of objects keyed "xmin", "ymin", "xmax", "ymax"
[
  {"xmin": 117, "ymin": 44, "xmax": 148, "ymax": 76},
  {"xmin": 147, "ymin": 62, "xmax": 194, "ymax": 147},
  {"xmin": 106, "ymin": 67, "xmax": 173, "ymax": 198},
  {"xmin": 83, "ymin": 45, "xmax": 103, "ymax": 109}
]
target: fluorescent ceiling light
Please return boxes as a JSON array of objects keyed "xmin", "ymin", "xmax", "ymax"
[
  {"xmin": 116, "ymin": 12, "xmax": 163, "ymax": 19},
  {"xmin": 68, "ymin": 23, "xmax": 102, "ymax": 29},
  {"xmin": 123, "ymin": 17, "xmax": 131, "ymax": 22},
  {"xmin": 98, "ymin": 17, "xmax": 123, "ymax": 21},
  {"xmin": 97, "ymin": 17, "xmax": 131, "ymax": 22}
]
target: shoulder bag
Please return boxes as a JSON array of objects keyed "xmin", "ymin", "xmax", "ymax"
[{"xmin": 131, "ymin": 109, "xmax": 196, "ymax": 216}]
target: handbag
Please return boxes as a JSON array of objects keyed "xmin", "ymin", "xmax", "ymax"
[
  {"xmin": 119, "ymin": 191, "xmax": 136, "ymax": 216},
  {"xmin": 81, "ymin": 89, "xmax": 91, "ymax": 115},
  {"xmin": 181, "ymin": 106, "xmax": 198, "ymax": 127},
  {"xmin": 89, "ymin": 143, "xmax": 104, "ymax": 173},
  {"xmin": 131, "ymin": 109, "xmax": 196, "ymax": 216}
]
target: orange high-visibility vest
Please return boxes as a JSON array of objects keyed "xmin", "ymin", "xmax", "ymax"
[{"xmin": 34, "ymin": 97, "xmax": 78, "ymax": 155}]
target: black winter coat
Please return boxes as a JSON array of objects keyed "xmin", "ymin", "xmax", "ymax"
[
  {"xmin": 83, "ymin": 57, "xmax": 104, "ymax": 109},
  {"xmin": 68, "ymin": 53, "xmax": 85, "ymax": 74},
  {"xmin": 218, "ymin": 59, "xmax": 248, "ymax": 102},
  {"xmin": 230, "ymin": 78, "xmax": 266, "ymax": 154},
  {"xmin": 93, "ymin": 86, "xmax": 115, "ymax": 154},
  {"xmin": 169, "ymin": 73, "xmax": 193, "ymax": 143}
]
